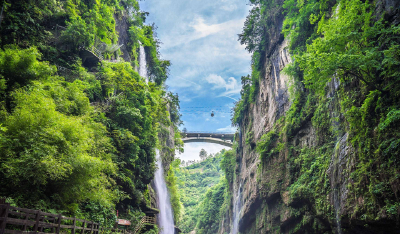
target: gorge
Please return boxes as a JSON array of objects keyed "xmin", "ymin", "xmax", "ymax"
[
  {"xmin": 0, "ymin": 0, "xmax": 400, "ymax": 234},
  {"xmin": 169, "ymin": 0, "xmax": 400, "ymax": 233}
]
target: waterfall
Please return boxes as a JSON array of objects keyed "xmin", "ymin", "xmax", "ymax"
[
  {"xmin": 154, "ymin": 150, "xmax": 175, "ymax": 234},
  {"xmin": 231, "ymin": 183, "xmax": 242, "ymax": 234},
  {"xmin": 333, "ymin": 186, "xmax": 342, "ymax": 234},
  {"xmin": 333, "ymin": 140, "xmax": 343, "ymax": 234},
  {"xmin": 139, "ymin": 45, "xmax": 148, "ymax": 82}
]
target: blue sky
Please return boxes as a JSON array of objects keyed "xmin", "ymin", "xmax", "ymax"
[{"xmin": 139, "ymin": 0, "xmax": 252, "ymax": 160}]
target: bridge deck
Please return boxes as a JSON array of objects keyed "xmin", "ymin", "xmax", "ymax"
[
  {"xmin": 181, "ymin": 132, "xmax": 235, "ymax": 147},
  {"xmin": 181, "ymin": 132, "xmax": 234, "ymax": 140}
]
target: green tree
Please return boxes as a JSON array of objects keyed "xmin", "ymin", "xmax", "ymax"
[{"xmin": 199, "ymin": 148, "xmax": 207, "ymax": 161}]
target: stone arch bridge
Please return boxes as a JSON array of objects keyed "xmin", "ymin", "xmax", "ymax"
[{"xmin": 181, "ymin": 131, "xmax": 235, "ymax": 147}]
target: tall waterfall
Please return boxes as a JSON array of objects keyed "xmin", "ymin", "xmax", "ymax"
[
  {"xmin": 139, "ymin": 45, "xmax": 148, "ymax": 82},
  {"xmin": 154, "ymin": 150, "xmax": 175, "ymax": 234},
  {"xmin": 231, "ymin": 183, "xmax": 242, "ymax": 234}
]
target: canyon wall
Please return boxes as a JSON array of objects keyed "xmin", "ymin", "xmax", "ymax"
[{"xmin": 220, "ymin": 1, "xmax": 400, "ymax": 233}]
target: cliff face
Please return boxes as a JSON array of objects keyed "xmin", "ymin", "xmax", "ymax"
[
  {"xmin": 115, "ymin": 12, "xmax": 132, "ymax": 62},
  {"xmin": 220, "ymin": 1, "xmax": 400, "ymax": 233},
  {"xmin": 114, "ymin": 11, "xmax": 177, "ymax": 213}
]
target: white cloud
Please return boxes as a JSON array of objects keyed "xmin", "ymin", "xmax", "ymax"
[
  {"xmin": 162, "ymin": 17, "xmax": 247, "ymax": 49},
  {"xmin": 206, "ymin": 74, "xmax": 228, "ymax": 89},
  {"xmin": 190, "ymin": 17, "xmax": 221, "ymax": 38},
  {"xmin": 205, "ymin": 74, "xmax": 242, "ymax": 97},
  {"xmin": 206, "ymin": 74, "xmax": 240, "ymax": 91},
  {"xmin": 217, "ymin": 125, "xmax": 237, "ymax": 132}
]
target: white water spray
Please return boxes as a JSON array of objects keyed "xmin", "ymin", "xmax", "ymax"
[
  {"xmin": 154, "ymin": 150, "xmax": 175, "ymax": 234},
  {"xmin": 139, "ymin": 45, "xmax": 148, "ymax": 82},
  {"xmin": 231, "ymin": 183, "xmax": 242, "ymax": 234}
]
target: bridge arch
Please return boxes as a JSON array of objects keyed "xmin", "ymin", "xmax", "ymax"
[{"xmin": 181, "ymin": 132, "xmax": 235, "ymax": 147}]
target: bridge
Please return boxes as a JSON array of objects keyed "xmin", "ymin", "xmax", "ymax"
[{"xmin": 181, "ymin": 131, "xmax": 235, "ymax": 147}]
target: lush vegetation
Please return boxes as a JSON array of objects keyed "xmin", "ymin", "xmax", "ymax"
[
  {"xmin": 166, "ymin": 158, "xmax": 183, "ymax": 223},
  {"xmin": 232, "ymin": 0, "xmax": 400, "ymax": 231},
  {"xmin": 172, "ymin": 149, "xmax": 235, "ymax": 234},
  {"xmin": 0, "ymin": 0, "xmax": 181, "ymax": 231}
]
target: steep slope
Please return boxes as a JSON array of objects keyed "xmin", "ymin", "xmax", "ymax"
[{"xmin": 0, "ymin": 0, "xmax": 181, "ymax": 231}]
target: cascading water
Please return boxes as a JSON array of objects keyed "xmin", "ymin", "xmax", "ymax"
[
  {"xmin": 154, "ymin": 150, "xmax": 175, "ymax": 234},
  {"xmin": 332, "ymin": 139, "xmax": 343, "ymax": 234},
  {"xmin": 139, "ymin": 45, "xmax": 148, "ymax": 83},
  {"xmin": 329, "ymin": 78, "xmax": 343, "ymax": 234},
  {"xmin": 231, "ymin": 183, "xmax": 242, "ymax": 234},
  {"xmin": 333, "ymin": 186, "xmax": 342, "ymax": 234}
]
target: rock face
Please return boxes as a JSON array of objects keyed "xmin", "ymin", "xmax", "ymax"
[
  {"xmin": 219, "ymin": 1, "xmax": 400, "ymax": 233},
  {"xmin": 115, "ymin": 12, "xmax": 131, "ymax": 62}
]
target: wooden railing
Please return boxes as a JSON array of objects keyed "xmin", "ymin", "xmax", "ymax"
[
  {"xmin": 0, "ymin": 200, "xmax": 156, "ymax": 234},
  {"xmin": 133, "ymin": 216, "xmax": 156, "ymax": 234},
  {"xmin": 89, "ymin": 46, "xmax": 104, "ymax": 61},
  {"xmin": 0, "ymin": 203, "xmax": 100, "ymax": 234}
]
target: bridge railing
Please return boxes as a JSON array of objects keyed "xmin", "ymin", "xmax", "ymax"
[{"xmin": 182, "ymin": 131, "xmax": 235, "ymax": 134}]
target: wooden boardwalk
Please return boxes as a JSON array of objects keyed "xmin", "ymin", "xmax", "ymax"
[{"xmin": 133, "ymin": 216, "xmax": 156, "ymax": 234}]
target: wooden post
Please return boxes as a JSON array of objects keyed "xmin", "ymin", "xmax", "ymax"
[
  {"xmin": 39, "ymin": 213, "xmax": 45, "ymax": 232},
  {"xmin": 0, "ymin": 203, "xmax": 9, "ymax": 234},
  {"xmin": 22, "ymin": 211, "xmax": 29, "ymax": 231},
  {"xmin": 72, "ymin": 217, "xmax": 77, "ymax": 234},
  {"xmin": 86, "ymin": 221, "xmax": 90, "ymax": 234},
  {"xmin": 51, "ymin": 215, "xmax": 57, "ymax": 233},
  {"xmin": 33, "ymin": 210, "xmax": 41, "ymax": 232},
  {"xmin": 90, "ymin": 221, "xmax": 94, "ymax": 234},
  {"xmin": 56, "ymin": 214, "xmax": 62, "ymax": 234},
  {"xmin": 80, "ymin": 219, "xmax": 85, "ymax": 234}
]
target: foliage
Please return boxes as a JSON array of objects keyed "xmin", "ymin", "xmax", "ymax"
[
  {"xmin": 143, "ymin": 26, "xmax": 171, "ymax": 85},
  {"xmin": 0, "ymin": 0, "xmax": 63, "ymax": 47},
  {"xmin": 232, "ymin": 52, "xmax": 261, "ymax": 125},
  {"xmin": 0, "ymin": 47, "xmax": 117, "ymax": 214},
  {"xmin": 256, "ymin": 130, "xmax": 278, "ymax": 164},
  {"xmin": 288, "ymin": 143, "xmax": 334, "ymax": 216},
  {"xmin": 238, "ymin": 0, "xmax": 283, "ymax": 53},
  {"xmin": 174, "ymin": 150, "xmax": 227, "ymax": 233},
  {"xmin": 0, "ymin": 1, "xmax": 181, "ymax": 232},
  {"xmin": 166, "ymin": 158, "xmax": 183, "ymax": 223},
  {"xmin": 282, "ymin": 0, "xmax": 333, "ymax": 53},
  {"xmin": 195, "ymin": 180, "xmax": 226, "ymax": 234},
  {"xmin": 298, "ymin": 0, "xmax": 400, "ymax": 95},
  {"xmin": 293, "ymin": 0, "xmax": 400, "ymax": 221},
  {"xmin": 199, "ymin": 148, "xmax": 208, "ymax": 161},
  {"xmin": 220, "ymin": 149, "xmax": 236, "ymax": 186},
  {"xmin": 60, "ymin": 17, "xmax": 94, "ymax": 50}
]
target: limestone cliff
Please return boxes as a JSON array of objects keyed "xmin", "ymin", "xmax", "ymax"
[{"xmin": 220, "ymin": 1, "xmax": 400, "ymax": 233}]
